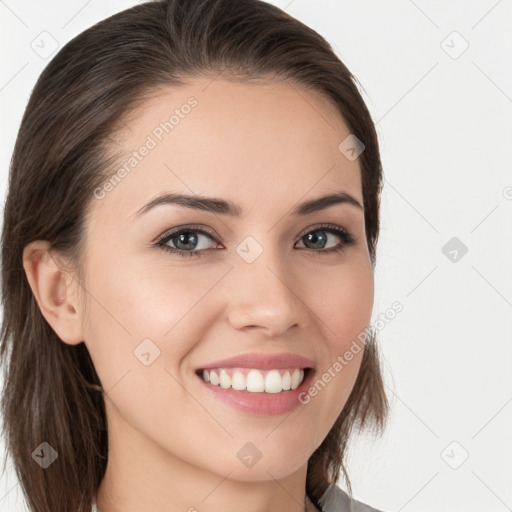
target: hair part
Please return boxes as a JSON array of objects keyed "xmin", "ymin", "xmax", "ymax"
[{"xmin": 0, "ymin": 1, "xmax": 388, "ymax": 510}]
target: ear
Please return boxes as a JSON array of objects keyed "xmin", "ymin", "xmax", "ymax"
[{"xmin": 22, "ymin": 240, "xmax": 84, "ymax": 346}]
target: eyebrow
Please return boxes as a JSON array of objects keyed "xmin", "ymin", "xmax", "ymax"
[{"xmin": 134, "ymin": 190, "xmax": 363, "ymax": 218}]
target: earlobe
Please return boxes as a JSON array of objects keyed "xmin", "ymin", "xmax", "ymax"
[{"xmin": 22, "ymin": 240, "xmax": 84, "ymax": 346}]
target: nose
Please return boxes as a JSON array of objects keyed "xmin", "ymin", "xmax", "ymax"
[{"xmin": 225, "ymin": 245, "xmax": 311, "ymax": 337}]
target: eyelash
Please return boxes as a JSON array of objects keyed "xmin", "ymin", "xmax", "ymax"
[{"xmin": 154, "ymin": 223, "xmax": 357, "ymax": 258}]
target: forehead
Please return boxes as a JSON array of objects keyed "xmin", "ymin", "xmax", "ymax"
[{"xmin": 89, "ymin": 77, "xmax": 363, "ymax": 227}]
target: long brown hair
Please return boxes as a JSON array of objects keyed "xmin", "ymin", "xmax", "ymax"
[{"xmin": 0, "ymin": 1, "xmax": 388, "ymax": 510}]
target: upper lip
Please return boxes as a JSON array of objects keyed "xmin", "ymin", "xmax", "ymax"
[{"xmin": 196, "ymin": 352, "xmax": 316, "ymax": 371}]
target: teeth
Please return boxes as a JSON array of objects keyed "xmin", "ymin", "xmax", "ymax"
[
  {"xmin": 200, "ymin": 367, "xmax": 306, "ymax": 393},
  {"xmin": 231, "ymin": 371, "xmax": 246, "ymax": 391}
]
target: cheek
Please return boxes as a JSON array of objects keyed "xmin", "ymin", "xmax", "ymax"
[
  {"xmin": 81, "ymin": 261, "xmax": 221, "ymax": 433},
  {"xmin": 306, "ymin": 258, "xmax": 374, "ymax": 349},
  {"xmin": 82, "ymin": 259, "xmax": 227, "ymax": 379},
  {"xmin": 299, "ymin": 259, "xmax": 373, "ymax": 431}
]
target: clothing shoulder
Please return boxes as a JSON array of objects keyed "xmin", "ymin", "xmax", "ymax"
[{"xmin": 318, "ymin": 482, "xmax": 385, "ymax": 512}]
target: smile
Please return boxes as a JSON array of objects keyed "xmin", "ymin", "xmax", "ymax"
[
  {"xmin": 198, "ymin": 367, "xmax": 308, "ymax": 393},
  {"xmin": 195, "ymin": 367, "xmax": 315, "ymax": 416}
]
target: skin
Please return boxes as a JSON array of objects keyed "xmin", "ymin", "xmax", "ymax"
[{"xmin": 22, "ymin": 77, "xmax": 374, "ymax": 512}]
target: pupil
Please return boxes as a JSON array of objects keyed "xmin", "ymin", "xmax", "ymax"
[
  {"xmin": 176, "ymin": 232, "xmax": 197, "ymax": 250},
  {"xmin": 306, "ymin": 231, "xmax": 326, "ymax": 249}
]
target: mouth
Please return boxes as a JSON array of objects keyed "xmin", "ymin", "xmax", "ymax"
[
  {"xmin": 194, "ymin": 365, "xmax": 316, "ymax": 416},
  {"xmin": 192, "ymin": 352, "xmax": 317, "ymax": 415},
  {"xmin": 194, "ymin": 366, "xmax": 314, "ymax": 394}
]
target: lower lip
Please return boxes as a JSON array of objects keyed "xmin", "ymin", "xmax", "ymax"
[{"xmin": 196, "ymin": 368, "xmax": 316, "ymax": 416}]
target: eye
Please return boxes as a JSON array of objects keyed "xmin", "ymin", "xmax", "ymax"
[
  {"xmin": 155, "ymin": 224, "xmax": 220, "ymax": 258},
  {"xmin": 154, "ymin": 223, "xmax": 356, "ymax": 258},
  {"xmin": 295, "ymin": 224, "xmax": 356, "ymax": 255}
]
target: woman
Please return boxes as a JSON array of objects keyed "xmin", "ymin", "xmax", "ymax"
[{"xmin": 0, "ymin": 0, "xmax": 389, "ymax": 511}]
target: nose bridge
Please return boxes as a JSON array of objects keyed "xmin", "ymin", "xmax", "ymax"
[{"xmin": 225, "ymin": 236, "xmax": 308, "ymax": 334}]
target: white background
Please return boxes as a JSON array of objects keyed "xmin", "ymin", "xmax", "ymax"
[{"xmin": 1, "ymin": 1, "xmax": 511, "ymax": 511}]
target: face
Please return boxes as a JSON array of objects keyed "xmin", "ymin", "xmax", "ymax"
[{"xmin": 80, "ymin": 77, "xmax": 374, "ymax": 483}]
